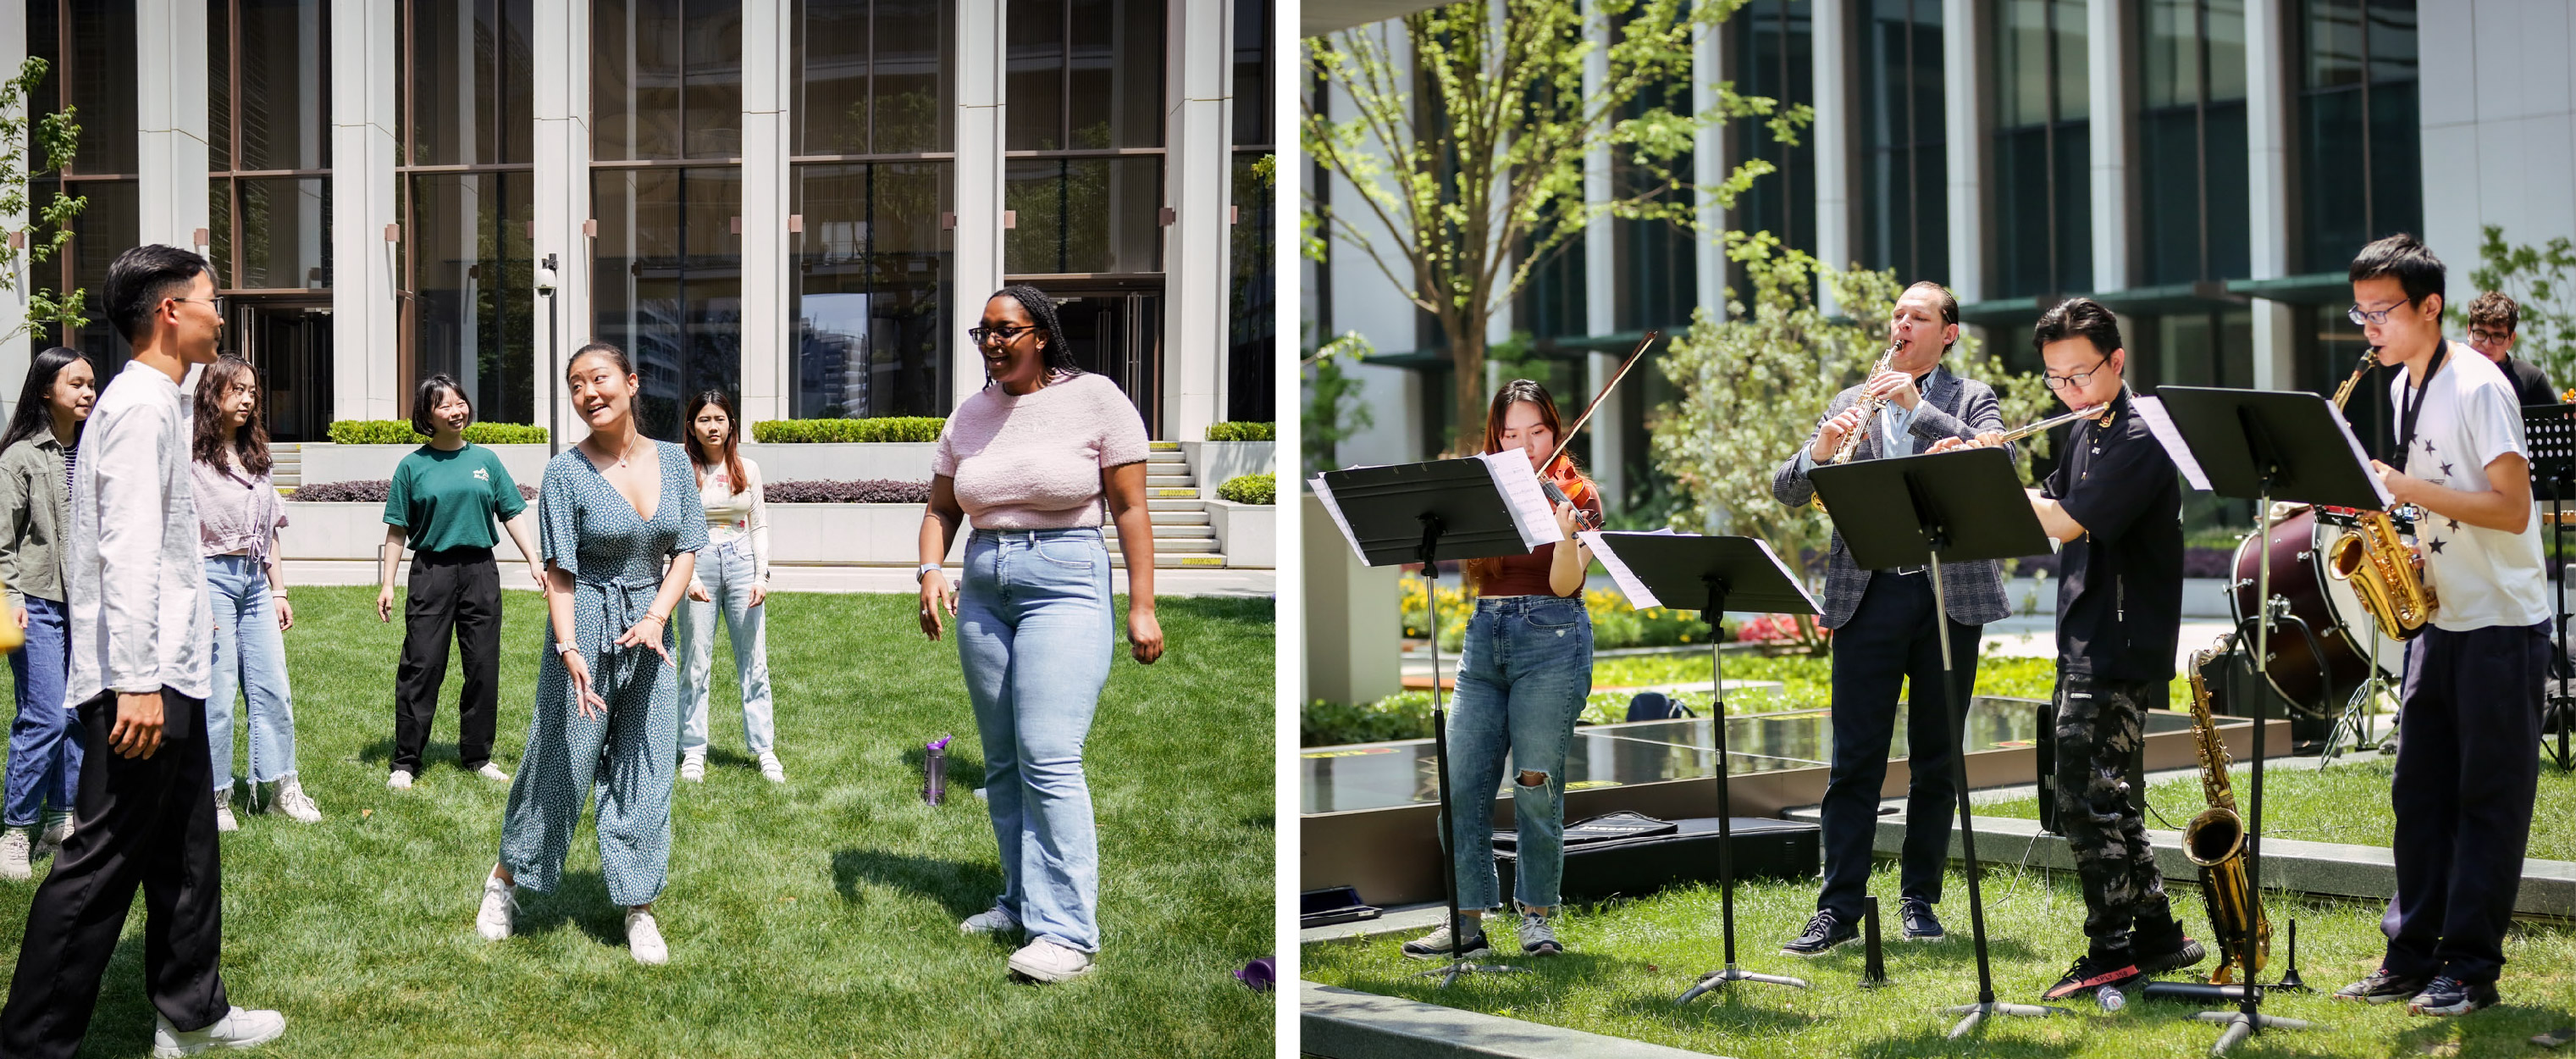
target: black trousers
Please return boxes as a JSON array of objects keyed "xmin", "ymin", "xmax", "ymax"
[
  {"xmin": 2, "ymin": 690, "xmax": 228, "ymax": 1057},
  {"xmin": 394, "ymin": 548, "xmax": 501, "ymax": 773},
  {"xmin": 2383, "ymin": 622, "xmax": 2546, "ymax": 984},
  {"xmin": 1816, "ymin": 573, "xmax": 1979, "ymax": 923}
]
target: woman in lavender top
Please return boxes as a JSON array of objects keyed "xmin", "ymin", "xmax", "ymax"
[
  {"xmin": 191, "ymin": 356, "xmax": 318, "ymax": 829},
  {"xmin": 917, "ymin": 286, "xmax": 1164, "ymax": 984}
]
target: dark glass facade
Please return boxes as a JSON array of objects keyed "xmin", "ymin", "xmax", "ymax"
[
  {"xmin": 1991, "ymin": 0, "xmax": 2089, "ymax": 298},
  {"xmin": 790, "ymin": 162, "xmax": 952, "ymax": 419},
  {"xmin": 401, "ymin": 0, "xmax": 536, "ymax": 424},
  {"xmin": 594, "ymin": 0, "xmax": 746, "ymax": 162},
  {"xmin": 2297, "ymin": 0, "xmax": 2418, "ymax": 274},
  {"xmin": 1857, "ymin": 0, "xmax": 1946, "ymax": 284},
  {"xmin": 1729, "ymin": 0, "xmax": 1814, "ymax": 283},
  {"xmin": 2137, "ymin": 0, "xmax": 2250, "ymax": 286},
  {"xmin": 593, "ymin": 166, "xmax": 745, "ymax": 441}
]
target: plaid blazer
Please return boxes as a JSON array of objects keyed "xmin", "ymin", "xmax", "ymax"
[{"xmin": 1770, "ymin": 364, "xmax": 2013, "ymax": 630}]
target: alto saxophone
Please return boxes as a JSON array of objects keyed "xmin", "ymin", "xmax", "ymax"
[
  {"xmin": 2180, "ymin": 637, "xmax": 2270, "ymax": 985},
  {"xmin": 2324, "ymin": 347, "xmax": 2439, "ymax": 640}
]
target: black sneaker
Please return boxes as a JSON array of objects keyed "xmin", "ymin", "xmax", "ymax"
[
  {"xmin": 1898, "ymin": 898, "xmax": 1944, "ymax": 940},
  {"xmin": 2131, "ymin": 919, "xmax": 2206, "ymax": 975},
  {"xmin": 2407, "ymin": 975, "xmax": 2499, "ymax": 1016},
  {"xmin": 1781, "ymin": 910, "xmax": 1857, "ymax": 956},
  {"xmin": 2043, "ymin": 951, "xmax": 2145, "ymax": 1001},
  {"xmin": 2333, "ymin": 966, "xmax": 2433, "ymax": 1003},
  {"xmin": 1400, "ymin": 923, "xmax": 1490, "ymax": 961}
]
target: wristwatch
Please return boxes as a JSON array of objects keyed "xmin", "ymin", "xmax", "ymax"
[
  {"xmin": 554, "ymin": 641, "xmax": 579, "ymax": 657},
  {"xmin": 916, "ymin": 563, "xmax": 943, "ymax": 584}
]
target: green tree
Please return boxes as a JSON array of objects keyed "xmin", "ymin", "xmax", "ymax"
[
  {"xmin": 1302, "ymin": 330, "xmax": 1377, "ymax": 474},
  {"xmin": 0, "ymin": 57, "xmax": 85, "ymax": 342},
  {"xmin": 1303, "ymin": 0, "xmax": 1805, "ymax": 456},
  {"xmin": 2464, "ymin": 224, "xmax": 2576, "ymax": 386},
  {"xmin": 1649, "ymin": 235, "xmax": 2051, "ymax": 638}
]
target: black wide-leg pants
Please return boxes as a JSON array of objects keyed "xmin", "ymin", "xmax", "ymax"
[
  {"xmin": 2384, "ymin": 622, "xmax": 2547, "ymax": 985},
  {"xmin": 394, "ymin": 548, "xmax": 502, "ymax": 773}
]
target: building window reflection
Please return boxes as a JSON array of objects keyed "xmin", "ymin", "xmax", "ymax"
[
  {"xmin": 2296, "ymin": 0, "xmax": 2417, "ymax": 273},
  {"xmin": 791, "ymin": 163, "xmax": 952, "ymax": 419},
  {"xmin": 1991, "ymin": 0, "xmax": 2089, "ymax": 298},
  {"xmin": 28, "ymin": 0, "xmax": 141, "ymax": 372},
  {"xmin": 2138, "ymin": 0, "xmax": 2250, "ymax": 286},
  {"xmin": 399, "ymin": 0, "xmax": 536, "ymax": 425},
  {"xmin": 593, "ymin": 166, "xmax": 744, "ymax": 441},
  {"xmin": 1857, "ymin": 0, "xmax": 1944, "ymax": 283}
]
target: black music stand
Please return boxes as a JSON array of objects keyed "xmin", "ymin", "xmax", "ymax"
[
  {"xmin": 1316, "ymin": 458, "xmax": 1556, "ymax": 987},
  {"xmin": 1586, "ymin": 533, "xmax": 1817, "ymax": 1001},
  {"xmin": 2156, "ymin": 386, "xmax": 2385, "ymax": 1053},
  {"xmin": 1810, "ymin": 446, "xmax": 2068, "ymax": 1037},
  {"xmin": 2526, "ymin": 402, "xmax": 2576, "ymax": 773}
]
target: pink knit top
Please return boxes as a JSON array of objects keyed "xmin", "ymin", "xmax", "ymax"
[{"xmin": 934, "ymin": 372, "xmax": 1151, "ymax": 529}]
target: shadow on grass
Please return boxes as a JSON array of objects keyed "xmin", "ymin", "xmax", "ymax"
[
  {"xmin": 900, "ymin": 744, "xmax": 985, "ymax": 782},
  {"xmin": 1854, "ymin": 1023, "xmax": 2087, "ymax": 1058},
  {"xmin": 1633, "ymin": 988, "xmax": 1825, "ymax": 1034},
  {"xmin": 357, "ymin": 737, "xmax": 476, "ymax": 770},
  {"xmin": 509, "ymin": 868, "xmax": 632, "ymax": 951},
  {"xmin": 831, "ymin": 848, "xmax": 1002, "ymax": 922}
]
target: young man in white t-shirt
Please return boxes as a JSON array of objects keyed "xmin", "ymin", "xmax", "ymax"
[{"xmin": 2330, "ymin": 235, "xmax": 2551, "ymax": 1017}]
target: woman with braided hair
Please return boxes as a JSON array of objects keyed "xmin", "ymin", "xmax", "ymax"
[{"xmin": 916, "ymin": 285, "xmax": 1164, "ymax": 983}]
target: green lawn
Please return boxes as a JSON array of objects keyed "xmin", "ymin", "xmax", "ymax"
[
  {"xmin": 0, "ymin": 585, "xmax": 1274, "ymax": 1058},
  {"xmin": 1305, "ymin": 865, "xmax": 2576, "ymax": 1057},
  {"xmin": 1978, "ymin": 755, "xmax": 2576, "ymax": 860}
]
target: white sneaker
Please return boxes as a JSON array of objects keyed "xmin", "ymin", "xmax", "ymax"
[
  {"xmin": 758, "ymin": 751, "xmax": 786, "ymax": 784},
  {"xmin": 1007, "ymin": 936, "xmax": 1096, "ymax": 983},
  {"xmin": 152, "ymin": 1006, "xmax": 286, "ymax": 1056},
  {"xmin": 474, "ymin": 873, "xmax": 516, "ymax": 941},
  {"xmin": 476, "ymin": 762, "xmax": 511, "ymax": 782},
  {"xmin": 678, "ymin": 751, "xmax": 705, "ymax": 784},
  {"xmin": 271, "ymin": 777, "xmax": 321, "ymax": 823},
  {"xmin": 213, "ymin": 803, "xmax": 239, "ymax": 834},
  {"xmin": 0, "ymin": 827, "xmax": 30, "ymax": 882},
  {"xmin": 386, "ymin": 769, "xmax": 413, "ymax": 790},
  {"xmin": 626, "ymin": 907, "xmax": 668, "ymax": 965},
  {"xmin": 959, "ymin": 902, "xmax": 1021, "ymax": 935}
]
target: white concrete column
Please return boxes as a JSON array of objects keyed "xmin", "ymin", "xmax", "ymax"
[
  {"xmin": 1581, "ymin": 0, "xmax": 1623, "ymax": 503},
  {"xmin": 136, "ymin": 0, "xmax": 212, "ymax": 254},
  {"xmin": 329, "ymin": 0, "xmax": 398, "ymax": 422},
  {"xmin": 2246, "ymin": 0, "xmax": 2297, "ymax": 390},
  {"xmin": 533, "ymin": 0, "xmax": 594, "ymax": 446},
  {"xmin": 1814, "ymin": 0, "xmax": 1850, "ymax": 314},
  {"xmin": 741, "ymin": 0, "xmax": 791, "ymax": 424},
  {"xmin": 1694, "ymin": 5, "xmax": 1728, "ymax": 320},
  {"xmin": 953, "ymin": 0, "xmax": 1004, "ymax": 411},
  {"xmin": 1163, "ymin": 0, "xmax": 1231, "ymax": 441},
  {"xmin": 0, "ymin": 14, "xmax": 25, "ymax": 425},
  {"xmin": 2087, "ymin": 0, "xmax": 2127, "ymax": 293},
  {"xmin": 1943, "ymin": 0, "xmax": 1985, "ymax": 302}
]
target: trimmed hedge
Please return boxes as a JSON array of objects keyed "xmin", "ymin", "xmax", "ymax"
[
  {"xmin": 1203, "ymin": 421, "xmax": 1275, "ymax": 441},
  {"xmin": 325, "ymin": 421, "xmax": 549, "ymax": 446},
  {"xmin": 292, "ymin": 480, "xmax": 538, "ymax": 503},
  {"xmin": 1214, "ymin": 473, "xmax": 1274, "ymax": 505},
  {"xmin": 764, "ymin": 480, "xmax": 931, "ymax": 504},
  {"xmin": 750, "ymin": 417, "xmax": 945, "ymax": 444}
]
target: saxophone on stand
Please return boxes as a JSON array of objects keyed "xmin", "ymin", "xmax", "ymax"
[{"xmin": 2181, "ymin": 637, "xmax": 2271, "ymax": 985}]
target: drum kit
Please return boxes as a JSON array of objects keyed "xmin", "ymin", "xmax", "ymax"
[{"xmin": 2225, "ymin": 502, "xmax": 2408, "ymax": 760}]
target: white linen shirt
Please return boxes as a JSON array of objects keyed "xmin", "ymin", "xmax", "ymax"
[{"xmin": 65, "ymin": 360, "xmax": 212, "ymax": 701}]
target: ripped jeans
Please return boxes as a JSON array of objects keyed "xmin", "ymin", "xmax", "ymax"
[{"xmin": 1443, "ymin": 594, "xmax": 1594, "ymax": 914}]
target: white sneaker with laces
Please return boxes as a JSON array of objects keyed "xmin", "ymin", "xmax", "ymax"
[
  {"xmin": 959, "ymin": 902, "xmax": 1020, "ymax": 935},
  {"xmin": 271, "ymin": 776, "xmax": 321, "ymax": 823},
  {"xmin": 758, "ymin": 751, "xmax": 786, "ymax": 784},
  {"xmin": 475, "ymin": 874, "xmax": 516, "ymax": 941},
  {"xmin": 213, "ymin": 803, "xmax": 239, "ymax": 834},
  {"xmin": 0, "ymin": 827, "xmax": 30, "ymax": 882},
  {"xmin": 152, "ymin": 1006, "xmax": 286, "ymax": 1056},
  {"xmin": 386, "ymin": 769, "xmax": 413, "ymax": 790},
  {"xmin": 626, "ymin": 907, "xmax": 668, "ymax": 965},
  {"xmin": 1007, "ymin": 937, "xmax": 1096, "ymax": 983},
  {"xmin": 476, "ymin": 762, "xmax": 511, "ymax": 782},
  {"xmin": 678, "ymin": 750, "xmax": 705, "ymax": 784}
]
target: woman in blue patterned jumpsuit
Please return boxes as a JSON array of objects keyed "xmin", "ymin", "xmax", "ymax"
[{"xmin": 472, "ymin": 343, "xmax": 705, "ymax": 965}]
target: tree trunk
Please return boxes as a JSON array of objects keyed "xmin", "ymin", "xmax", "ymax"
[{"xmin": 1451, "ymin": 324, "xmax": 1486, "ymax": 457}]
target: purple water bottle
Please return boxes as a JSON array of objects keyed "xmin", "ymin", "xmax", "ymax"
[{"xmin": 924, "ymin": 735, "xmax": 952, "ymax": 805}]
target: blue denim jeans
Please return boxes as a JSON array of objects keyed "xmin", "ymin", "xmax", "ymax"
[
  {"xmin": 205, "ymin": 554, "xmax": 297, "ymax": 792},
  {"xmin": 678, "ymin": 535, "xmax": 775, "ymax": 755},
  {"xmin": 956, "ymin": 528, "xmax": 1114, "ymax": 953},
  {"xmin": 5, "ymin": 595, "xmax": 78, "ymax": 828},
  {"xmin": 1446, "ymin": 595, "xmax": 1594, "ymax": 913}
]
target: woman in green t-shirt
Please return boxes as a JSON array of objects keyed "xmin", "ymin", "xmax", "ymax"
[{"xmin": 377, "ymin": 375, "xmax": 548, "ymax": 790}]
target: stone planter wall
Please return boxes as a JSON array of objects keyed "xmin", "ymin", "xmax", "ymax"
[
  {"xmin": 1205, "ymin": 501, "xmax": 1275, "ymax": 568},
  {"xmin": 1182, "ymin": 441, "xmax": 1274, "ymax": 500},
  {"xmin": 291, "ymin": 441, "xmax": 938, "ymax": 489}
]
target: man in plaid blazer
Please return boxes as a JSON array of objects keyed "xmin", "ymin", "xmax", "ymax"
[{"xmin": 1768, "ymin": 280, "xmax": 2010, "ymax": 956}]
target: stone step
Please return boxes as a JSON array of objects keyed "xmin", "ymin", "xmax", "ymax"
[
  {"xmin": 1106, "ymin": 535, "xmax": 1218, "ymax": 552},
  {"xmin": 1145, "ymin": 475, "xmax": 1194, "ymax": 488},
  {"xmin": 1149, "ymin": 441, "xmax": 1180, "ymax": 452},
  {"xmin": 1145, "ymin": 499, "xmax": 1197, "ymax": 512},
  {"xmin": 1147, "ymin": 487, "xmax": 1198, "ymax": 500},
  {"xmin": 1113, "ymin": 524, "xmax": 1214, "ymax": 539},
  {"xmin": 1146, "ymin": 511, "xmax": 1210, "ymax": 526},
  {"xmin": 1147, "ymin": 450, "xmax": 1186, "ymax": 463}
]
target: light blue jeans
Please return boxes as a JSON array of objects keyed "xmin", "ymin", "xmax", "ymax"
[
  {"xmin": 5, "ymin": 595, "xmax": 78, "ymax": 828},
  {"xmin": 956, "ymin": 527, "xmax": 1114, "ymax": 954},
  {"xmin": 205, "ymin": 554, "xmax": 297, "ymax": 793},
  {"xmin": 678, "ymin": 536, "xmax": 775, "ymax": 755},
  {"xmin": 1446, "ymin": 595, "xmax": 1594, "ymax": 913}
]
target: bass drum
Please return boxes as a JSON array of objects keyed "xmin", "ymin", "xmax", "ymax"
[{"xmin": 2226, "ymin": 506, "xmax": 2404, "ymax": 713}]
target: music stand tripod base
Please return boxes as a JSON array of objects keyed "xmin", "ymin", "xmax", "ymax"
[
  {"xmin": 1677, "ymin": 966, "xmax": 1810, "ymax": 1004},
  {"xmin": 1942, "ymin": 1002, "xmax": 2074, "ymax": 1039},
  {"xmin": 2196, "ymin": 1011, "xmax": 2314, "ymax": 1055},
  {"xmin": 1412, "ymin": 959, "xmax": 1531, "ymax": 987}
]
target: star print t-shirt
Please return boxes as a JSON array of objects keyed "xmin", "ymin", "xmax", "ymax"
[{"xmin": 2385, "ymin": 343, "xmax": 2549, "ymax": 631}]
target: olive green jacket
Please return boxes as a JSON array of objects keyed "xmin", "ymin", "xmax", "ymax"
[{"xmin": 0, "ymin": 432, "xmax": 72, "ymax": 609}]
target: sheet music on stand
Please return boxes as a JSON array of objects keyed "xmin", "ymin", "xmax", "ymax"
[
  {"xmin": 1308, "ymin": 473, "xmax": 1368, "ymax": 559},
  {"xmin": 1309, "ymin": 454, "xmax": 1566, "ymax": 563},
  {"xmin": 2130, "ymin": 396, "xmax": 2213, "ymax": 491},
  {"xmin": 1578, "ymin": 528, "xmax": 1678, "ymax": 607}
]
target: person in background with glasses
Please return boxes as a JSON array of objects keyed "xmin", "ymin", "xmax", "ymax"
[
  {"xmin": 2463, "ymin": 291, "xmax": 2557, "ymax": 408},
  {"xmin": 916, "ymin": 286, "xmax": 1163, "ymax": 984},
  {"xmin": 2008, "ymin": 297, "xmax": 2206, "ymax": 1004}
]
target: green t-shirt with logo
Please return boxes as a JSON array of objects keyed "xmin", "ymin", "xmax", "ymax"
[{"xmin": 384, "ymin": 443, "xmax": 528, "ymax": 553}]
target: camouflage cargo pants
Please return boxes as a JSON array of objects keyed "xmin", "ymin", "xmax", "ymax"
[{"xmin": 2054, "ymin": 674, "xmax": 2177, "ymax": 950}]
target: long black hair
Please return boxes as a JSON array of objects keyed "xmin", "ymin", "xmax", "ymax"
[
  {"xmin": 0, "ymin": 347, "xmax": 94, "ymax": 452},
  {"xmin": 683, "ymin": 389, "xmax": 749, "ymax": 493},
  {"xmin": 986, "ymin": 285, "xmax": 1082, "ymax": 385}
]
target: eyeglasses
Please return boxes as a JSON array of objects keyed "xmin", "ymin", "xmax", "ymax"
[
  {"xmin": 2347, "ymin": 299, "xmax": 2412, "ymax": 326},
  {"xmin": 2468, "ymin": 327, "xmax": 2512, "ymax": 346},
  {"xmin": 169, "ymin": 296, "xmax": 228, "ymax": 318},
  {"xmin": 967, "ymin": 324, "xmax": 1036, "ymax": 346},
  {"xmin": 2042, "ymin": 355, "xmax": 2111, "ymax": 391}
]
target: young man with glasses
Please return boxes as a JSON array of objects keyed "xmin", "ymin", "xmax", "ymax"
[
  {"xmin": 2464, "ymin": 291, "xmax": 2557, "ymax": 408},
  {"xmin": 2330, "ymin": 236, "xmax": 2548, "ymax": 1017},
  {"xmin": 1769, "ymin": 280, "xmax": 2009, "ymax": 956},
  {"xmin": 2005, "ymin": 297, "xmax": 2204, "ymax": 1003}
]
